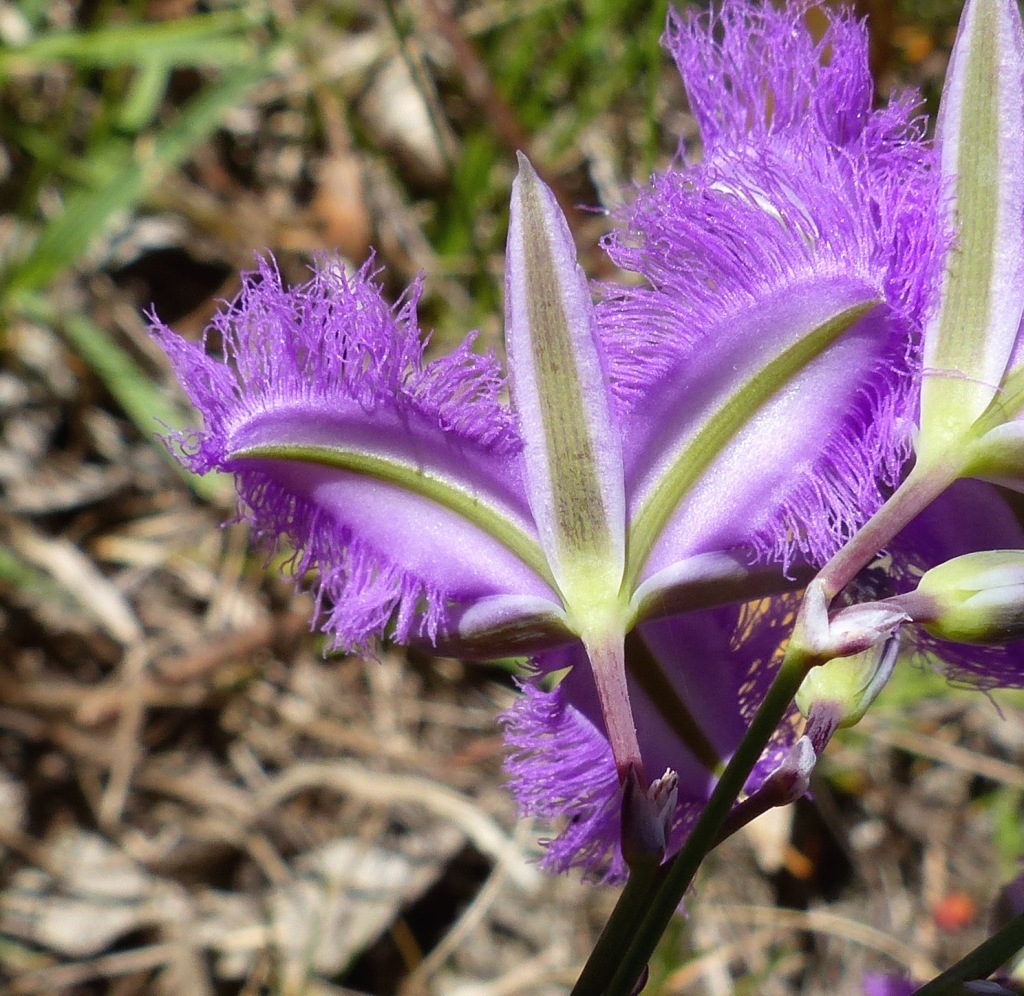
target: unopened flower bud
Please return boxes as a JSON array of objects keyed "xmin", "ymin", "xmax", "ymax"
[
  {"xmin": 620, "ymin": 767, "xmax": 679, "ymax": 869},
  {"xmin": 795, "ymin": 634, "xmax": 900, "ymax": 729},
  {"xmin": 917, "ymin": 551, "xmax": 1024, "ymax": 645}
]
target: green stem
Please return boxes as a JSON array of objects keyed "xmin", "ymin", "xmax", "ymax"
[
  {"xmin": 570, "ymin": 860, "xmax": 665, "ymax": 995},
  {"xmin": 571, "ymin": 645, "xmax": 815, "ymax": 996},
  {"xmin": 573, "ymin": 456, "xmax": 966, "ymax": 995},
  {"xmin": 912, "ymin": 912, "xmax": 1024, "ymax": 995}
]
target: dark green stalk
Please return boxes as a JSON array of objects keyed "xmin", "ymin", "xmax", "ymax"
[
  {"xmin": 570, "ymin": 860, "xmax": 666, "ymax": 994},
  {"xmin": 912, "ymin": 912, "xmax": 1024, "ymax": 995},
  {"xmin": 571, "ymin": 645, "xmax": 814, "ymax": 996}
]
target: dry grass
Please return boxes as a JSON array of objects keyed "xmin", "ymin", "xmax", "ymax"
[{"xmin": 1, "ymin": 0, "xmax": 1020, "ymax": 993}]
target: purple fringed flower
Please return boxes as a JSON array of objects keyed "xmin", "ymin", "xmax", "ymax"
[
  {"xmin": 154, "ymin": 0, "xmax": 951, "ymax": 883},
  {"xmin": 499, "ymin": 0, "xmax": 947, "ymax": 879}
]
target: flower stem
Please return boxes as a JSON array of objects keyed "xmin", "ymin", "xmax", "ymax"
[
  {"xmin": 569, "ymin": 860, "xmax": 665, "ymax": 994},
  {"xmin": 816, "ymin": 457, "xmax": 960, "ymax": 600},
  {"xmin": 584, "ymin": 630, "xmax": 645, "ymax": 783},
  {"xmin": 912, "ymin": 911, "xmax": 1024, "ymax": 995},
  {"xmin": 573, "ymin": 457, "xmax": 964, "ymax": 996},
  {"xmin": 571, "ymin": 643, "xmax": 815, "ymax": 996}
]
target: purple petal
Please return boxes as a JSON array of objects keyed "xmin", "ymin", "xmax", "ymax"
[
  {"xmin": 894, "ymin": 479, "xmax": 1024, "ymax": 567},
  {"xmin": 604, "ymin": 140, "xmax": 943, "ymax": 582},
  {"xmin": 862, "ymin": 975, "xmax": 918, "ymax": 996},
  {"xmin": 501, "ymin": 678, "xmax": 628, "ymax": 884},
  {"xmin": 153, "ymin": 255, "xmax": 561, "ymax": 653},
  {"xmin": 602, "ymin": 1, "xmax": 945, "ymax": 582},
  {"xmin": 666, "ymin": 0, "xmax": 875, "ymax": 153}
]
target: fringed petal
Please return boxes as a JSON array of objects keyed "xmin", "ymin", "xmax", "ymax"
[
  {"xmin": 152, "ymin": 256, "xmax": 559, "ymax": 654},
  {"xmin": 155, "ymin": 256, "xmax": 519, "ymax": 462},
  {"xmin": 600, "ymin": 138, "xmax": 943, "ymax": 406},
  {"xmin": 501, "ymin": 679, "xmax": 627, "ymax": 884},
  {"xmin": 666, "ymin": 0, "xmax": 904, "ymax": 159},
  {"xmin": 604, "ymin": 4, "xmax": 946, "ymax": 575}
]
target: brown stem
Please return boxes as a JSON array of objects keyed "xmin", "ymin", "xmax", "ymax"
[
  {"xmin": 816, "ymin": 458, "xmax": 961, "ymax": 601},
  {"xmin": 584, "ymin": 631, "xmax": 645, "ymax": 784}
]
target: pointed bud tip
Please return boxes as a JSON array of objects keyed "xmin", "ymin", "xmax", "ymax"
[
  {"xmin": 620, "ymin": 765, "xmax": 679, "ymax": 869},
  {"xmin": 767, "ymin": 735, "xmax": 817, "ymax": 803},
  {"xmin": 515, "ymin": 150, "xmax": 534, "ymax": 175},
  {"xmin": 919, "ymin": 0, "xmax": 1024, "ymax": 449}
]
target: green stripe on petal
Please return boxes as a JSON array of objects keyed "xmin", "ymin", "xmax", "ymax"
[
  {"xmin": 506, "ymin": 155, "xmax": 626, "ymax": 618},
  {"xmin": 231, "ymin": 442, "xmax": 556, "ymax": 590},
  {"xmin": 625, "ymin": 296, "xmax": 879, "ymax": 594}
]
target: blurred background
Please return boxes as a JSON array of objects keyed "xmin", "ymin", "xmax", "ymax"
[{"xmin": 1, "ymin": 0, "xmax": 1022, "ymax": 993}]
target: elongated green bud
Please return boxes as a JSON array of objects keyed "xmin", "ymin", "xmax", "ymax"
[
  {"xmin": 918, "ymin": 0, "xmax": 1024, "ymax": 461},
  {"xmin": 917, "ymin": 550, "xmax": 1024, "ymax": 644}
]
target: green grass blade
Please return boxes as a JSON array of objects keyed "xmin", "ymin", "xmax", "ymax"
[
  {"xmin": 0, "ymin": 543, "xmax": 63, "ymax": 602},
  {"xmin": 0, "ymin": 11, "xmax": 258, "ymax": 74},
  {"xmin": 1, "ymin": 52, "xmax": 279, "ymax": 299}
]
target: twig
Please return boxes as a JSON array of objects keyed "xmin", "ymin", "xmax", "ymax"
[
  {"xmin": 446, "ymin": 941, "xmax": 571, "ymax": 996},
  {"xmin": 857, "ymin": 714, "xmax": 1024, "ymax": 790},
  {"xmin": 10, "ymin": 942, "xmax": 179, "ymax": 994},
  {"xmin": 699, "ymin": 903, "xmax": 940, "ymax": 980},
  {"xmin": 662, "ymin": 926, "xmax": 796, "ymax": 993},
  {"xmin": 400, "ymin": 820, "xmax": 535, "ymax": 994},
  {"xmin": 255, "ymin": 760, "xmax": 541, "ymax": 890},
  {"xmin": 99, "ymin": 643, "xmax": 150, "ymax": 828}
]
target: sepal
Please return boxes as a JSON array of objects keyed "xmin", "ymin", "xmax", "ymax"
[
  {"xmin": 505, "ymin": 154, "xmax": 625, "ymax": 615},
  {"xmin": 795, "ymin": 631, "xmax": 901, "ymax": 729},
  {"xmin": 918, "ymin": 0, "xmax": 1024, "ymax": 459},
  {"xmin": 438, "ymin": 594, "xmax": 573, "ymax": 658},
  {"xmin": 620, "ymin": 767, "xmax": 678, "ymax": 869},
  {"xmin": 964, "ymin": 422, "xmax": 1024, "ymax": 491}
]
